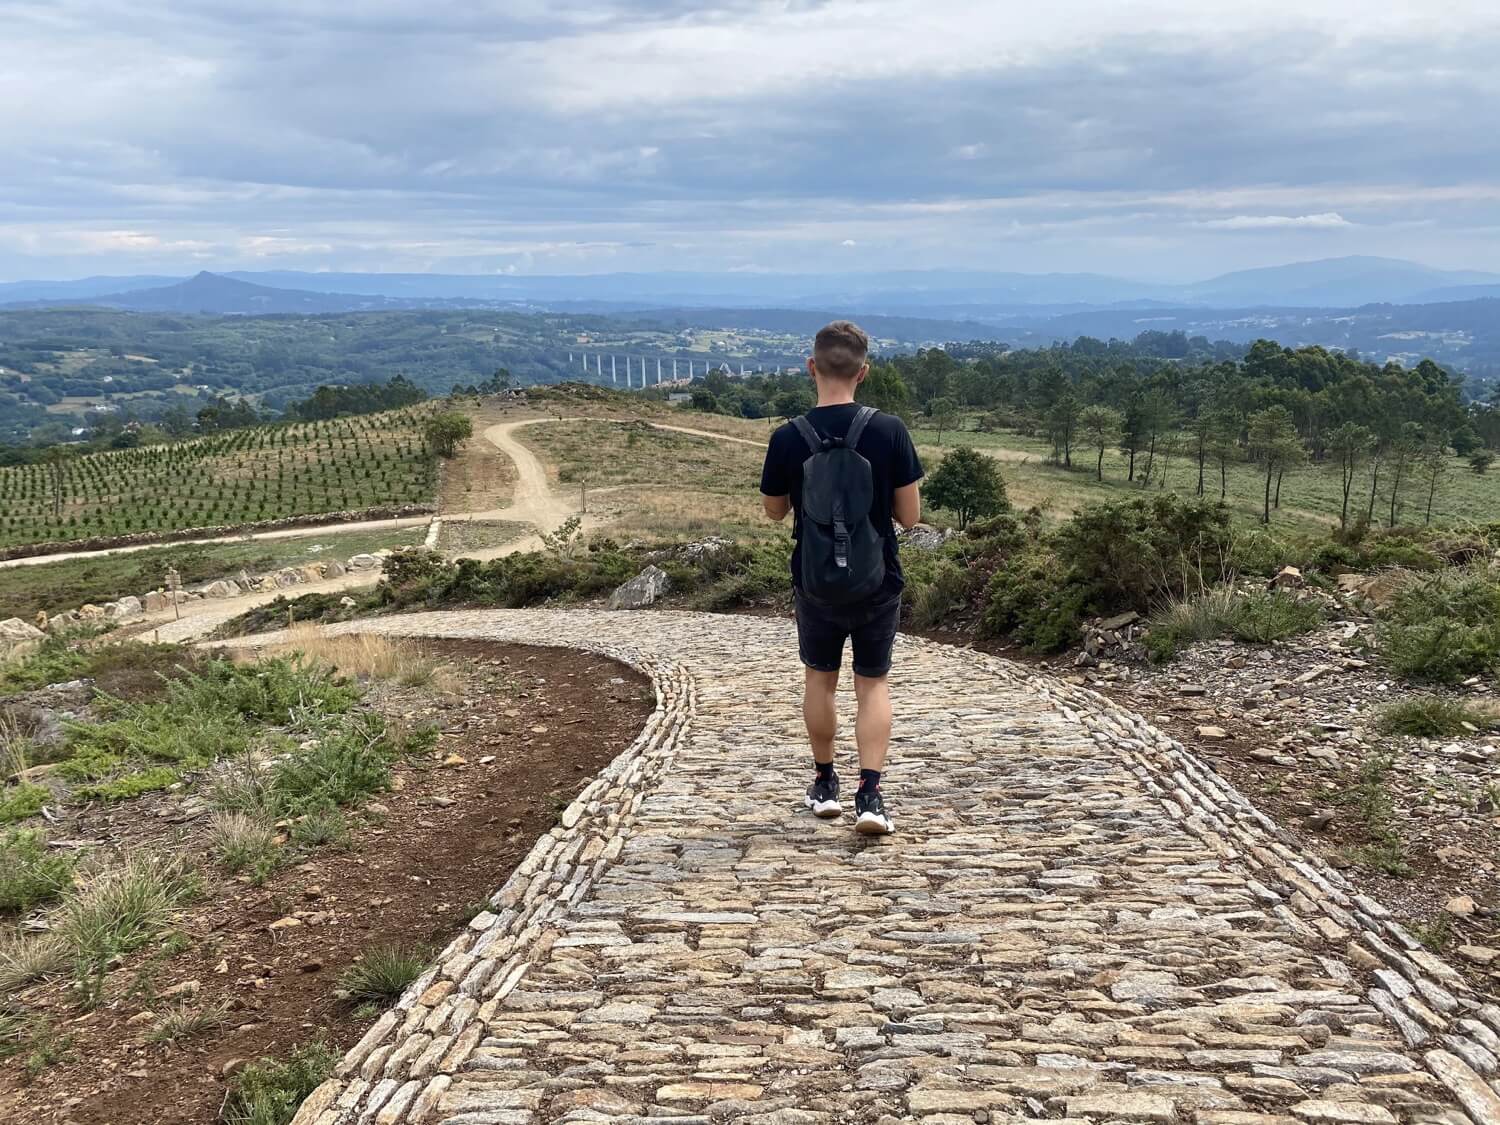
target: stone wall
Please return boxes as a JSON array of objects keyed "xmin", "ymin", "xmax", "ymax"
[{"xmin": 38, "ymin": 550, "xmax": 393, "ymax": 634}]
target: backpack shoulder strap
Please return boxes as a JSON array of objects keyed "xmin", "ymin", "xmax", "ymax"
[
  {"xmin": 790, "ymin": 415, "xmax": 824, "ymax": 456},
  {"xmin": 845, "ymin": 405, "xmax": 878, "ymax": 451}
]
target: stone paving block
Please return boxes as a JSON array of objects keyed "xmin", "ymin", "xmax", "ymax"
[{"xmin": 217, "ymin": 611, "xmax": 1495, "ymax": 1125}]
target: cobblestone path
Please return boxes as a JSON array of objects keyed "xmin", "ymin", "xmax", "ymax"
[{"xmin": 261, "ymin": 609, "xmax": 1500, "ymax": 1125}]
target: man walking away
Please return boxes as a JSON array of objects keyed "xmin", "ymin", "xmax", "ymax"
[{"xmin": 759, "ymin": 321, "xmax": 923, "ymax": 835}]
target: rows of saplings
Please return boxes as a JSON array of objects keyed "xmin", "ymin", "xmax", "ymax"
[
  {"xmin": 0, "ymin": 641, "xmax": 440, "ymax": 1119},
  {"xmin": 0, "ymin": 406, "xmax": 452, "ymax": 551}
]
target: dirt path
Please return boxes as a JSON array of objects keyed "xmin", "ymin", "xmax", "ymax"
[{"xmin": 0, "ymin": 516, "xmax": 433, "ymax": 571}]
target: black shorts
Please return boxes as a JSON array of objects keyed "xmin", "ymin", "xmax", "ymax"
[{"xmin": 793, "ymin": 591, "xmax": 902, "ymax": 679}]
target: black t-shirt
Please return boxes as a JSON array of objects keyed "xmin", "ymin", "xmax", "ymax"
[{"xmin": 759, "ymin": 404, "xmax": 924, "ymax": 594}]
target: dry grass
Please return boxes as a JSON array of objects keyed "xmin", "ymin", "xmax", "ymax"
[
  {"xmin": 439, "ymin": 405, "xmax": 518, "ymax": 513},
  {"xmin": 521, "ymin": 419, "xmax": 763, "ymax": 492},
  {"xmin": 0, "ymin": 934, "xmax": 68, "ymax": 993},
  {"xmin": 592, "ymin": 486, "xmax": 778, "ymax": 541},
  {"xmin": 250, "ymin": 626, "xmax": 459, "ymax": 692},
  {"xmin": 148, "ymin": 1000, "xmax": 231, "ymax": 1044}
]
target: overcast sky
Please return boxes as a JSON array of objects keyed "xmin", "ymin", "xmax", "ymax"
[{"xmin": 3, "ymin": 0, "xmax": 1498, "ymax": 281}]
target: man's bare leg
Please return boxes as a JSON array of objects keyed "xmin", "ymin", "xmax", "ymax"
[
  {"xmin": 803, "ymin": 667, "xmax": 842, "ymax": 817},
  {"xmin": 852, "ymin": 673, "xmax": 895, "ymax": 834},
  {"xmin": 852, "ymin": 673, "xmax": 890, "ymax": 773},
  {"xmin": 803, "ymin": 667, "xmax": 839, "ymax": 765}
]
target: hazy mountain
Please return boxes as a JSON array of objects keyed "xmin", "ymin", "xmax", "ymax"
[
  {"xmin": 8, "ymin": 256, "xmax": 1499, "ymax": 313},
  {"xmin": 1177, "ymin": 256, "xmax": 1500, "ymax": 308},
  {"xmin": 6, "ymin": 272, "xmax": 418, "ymax": 314},
  {"xmin": 0, "ymin": 274, "xmax": 180, "ymax": 303}
]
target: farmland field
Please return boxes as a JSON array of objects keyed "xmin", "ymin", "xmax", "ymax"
[{"xmin": 0, "ymin": 407, "xmax": 438, "ymax": 550}]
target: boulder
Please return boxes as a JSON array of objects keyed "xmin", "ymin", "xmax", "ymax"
[
  {"xmin": 47, "ymin": 611, "xmax": 79, "ymax": 632},
  {"xmin": 608, "ymin": 565, "xmax": 671, "ymax": 610},
  {"xmin": 109, "ymin": 595, "xmax": 143, "ymax": 619},
  {"xmin": 201, "ymin": 580, "xmax": 240, "ymax": 599},
  {"xmin": 274, "ymin": 568, "xmax": 301, "ymax": 588},
  {"xmin": 348, "ymin": 553, "xmax": 380, "ymax": 571},
  {"xmin": 298, "ymin": 564, "xmax": 324, "ymax": 583},
  {"xmin": 77, "ymin": 603, "xmax": 106, "ymax": 620},
  {"xmin": 324, "ymin": 559, "xmax": 346, "ymax": 579},
  {"xmin": 1, "ymin": 617, "xmax": 47, "ymax": 661},
  {"xmin": 143, "ymin": 591, "xmax": 169, "ymax": 613},
  {"xmin": 1270, "ymin": 565, "xmax": 1305, "ymax": 590}
]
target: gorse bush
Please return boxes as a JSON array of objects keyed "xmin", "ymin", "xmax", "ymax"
[
  {"xmin": 1374, "ymin": 565, "xmax": 1500, "ymax": 683},
  {"xmin": 980, "ymin": 494, "xmax": 1232, "ymax": 652},
  {"xmin": 223, "ymin": 1041, "xmax": 338, "ymax": 1125},
  {"xmin": 0, "ymin": 829, "xmax": 75, "ymax": 913}
]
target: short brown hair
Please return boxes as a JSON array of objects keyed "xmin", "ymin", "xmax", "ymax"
[{"xmin": 813, "ymin": 320, "xmax": 869, "ymax": 379}]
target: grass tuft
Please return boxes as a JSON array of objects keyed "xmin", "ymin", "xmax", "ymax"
[
  {"xmin": 211, "ymin": 812, "xmax": 282, "ymax": 883},
  {"xmin": 57, "ymin": 851, "xmax": 199, "ymax": 1003},
  {"xmin": 1147, "ymin": 588, "xmax": 1322, "ymax": 662},
  {"xmin": 337, "ymin": 944, "xmax": 430, "ymax": 1004},
  {"xmin": 148, "ymin": 1000, "xmax": 231, "ymax": 1044},
  {"xmin": 0, "ymin": 934, "xmax": 68, "ymax": 993}
]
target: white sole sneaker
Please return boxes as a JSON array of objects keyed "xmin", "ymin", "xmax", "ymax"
[
  {"xmin": 855, "ymin": 811, "xmax": 894, "ymax": 836},
  {"xmin": 805, "ymin": 795, "xmax": 843, "ymax": 819}
]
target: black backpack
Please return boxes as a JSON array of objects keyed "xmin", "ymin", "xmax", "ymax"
[{"xmin": 791, "ymin": 406, "xmax": 886, "ymax": 606}]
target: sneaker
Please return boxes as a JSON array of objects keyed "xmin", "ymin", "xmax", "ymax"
[
  {"xmin": 854, "ymin": 787, "xmax": 894, "ymax": 836},
  {"xmin": 805, "ymin": 772, "xmax": 842, "ymax": 818}
]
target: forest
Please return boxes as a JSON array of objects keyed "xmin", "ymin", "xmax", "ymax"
[{"xmin": 672, "ymin": 333, "xmax": 1500, "ymax": 528}]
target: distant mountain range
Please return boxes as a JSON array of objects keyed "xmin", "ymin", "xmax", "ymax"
[
  {"xmin": 3, "ymin": 255, "xmax": 1499, "ymax": 314},
  {"xmin": 2, "ymin": 259, "xmax": 1499, "ymax": 380}
]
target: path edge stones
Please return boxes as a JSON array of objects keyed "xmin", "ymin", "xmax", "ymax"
[
  {"xmin": 956, "ymin": 644, "xmax": 1500, "ymax": 1125},
  {"xmin": 284, "ymin": 628, "xmax": 695, "ymax": 1125}
]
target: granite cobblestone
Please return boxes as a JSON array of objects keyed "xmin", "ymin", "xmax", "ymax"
[{"xmin": 201, "ymin": 610, "xmax": 1499, "ymax": 1125}]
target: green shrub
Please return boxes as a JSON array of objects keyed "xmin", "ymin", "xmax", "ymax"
[
  {"xmin": 0, "ymin": 829, "xmax": 75, "ymax": 913},
  {"xmin": 982, "ymin": 548, "xmax": 1089, "ymax": 652},
  {"xmin": 269, "ymin": 712, "xmax": 395, "ymax": 815},
  {"xmin": 1374, "ymin": 567, "xmax": 1500, "ymax": 683},
  {"xmin": 0, "ymin": 641, "xmax": 89, "ymax": 697},
  {"xmin": 1377, "ymin": 696, "xmax": 1499, "ymax": 737},
  {"xmin": 1224, "ymin": 591, "xmax": 1323, "ymax": 645},
  {"xmin": 1053, "ymin": 494, "xmax": 1232, "ymax": 611},
  {"xmin": 223, "ymin": 1041, "xmax": 338, "ymax": 1125},
  {"xmin": 58, "ymin": 655, "xmax": 360, "ymax": 792},
  {"xmin": 1228, "ymin": 527, "xmax": 1298, "ymax": 578},
  {"xmin": 0, "ymin": 782, "xmax": 48, "ymax": 824},
  {"xmin": 904, "ymin": 558, "xmax": 973, "ymax": 630},
  {"xmin": 74, "ymin": 766, "xmax": 182, "ymax": 802}
]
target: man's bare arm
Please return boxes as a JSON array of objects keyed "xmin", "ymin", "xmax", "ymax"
[
  {"xmin": 763, "ymin": 494, "xmax": 791, "ymax": 521},
  {"xmin": 892, "ymin": 482, "xmax": 921, "ymax": 529}
]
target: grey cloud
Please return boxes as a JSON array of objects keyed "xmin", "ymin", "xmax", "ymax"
[{"xmin": 0, "ymin": 0, "xmax": 1497, "ymax": 278}]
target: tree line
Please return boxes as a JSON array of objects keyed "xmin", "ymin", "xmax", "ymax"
[{"xmin": 679, "ymin": 331, "xmax": 1499, "ymax": 527}]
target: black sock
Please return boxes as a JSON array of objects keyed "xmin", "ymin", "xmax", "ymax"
[
  {"xmin": 858, "ymin": 769, "xmax": 881, "ymax": 792},
  {"xmin": 815, "ymin": 760, "xmax": 835, "ymax": 783}
]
